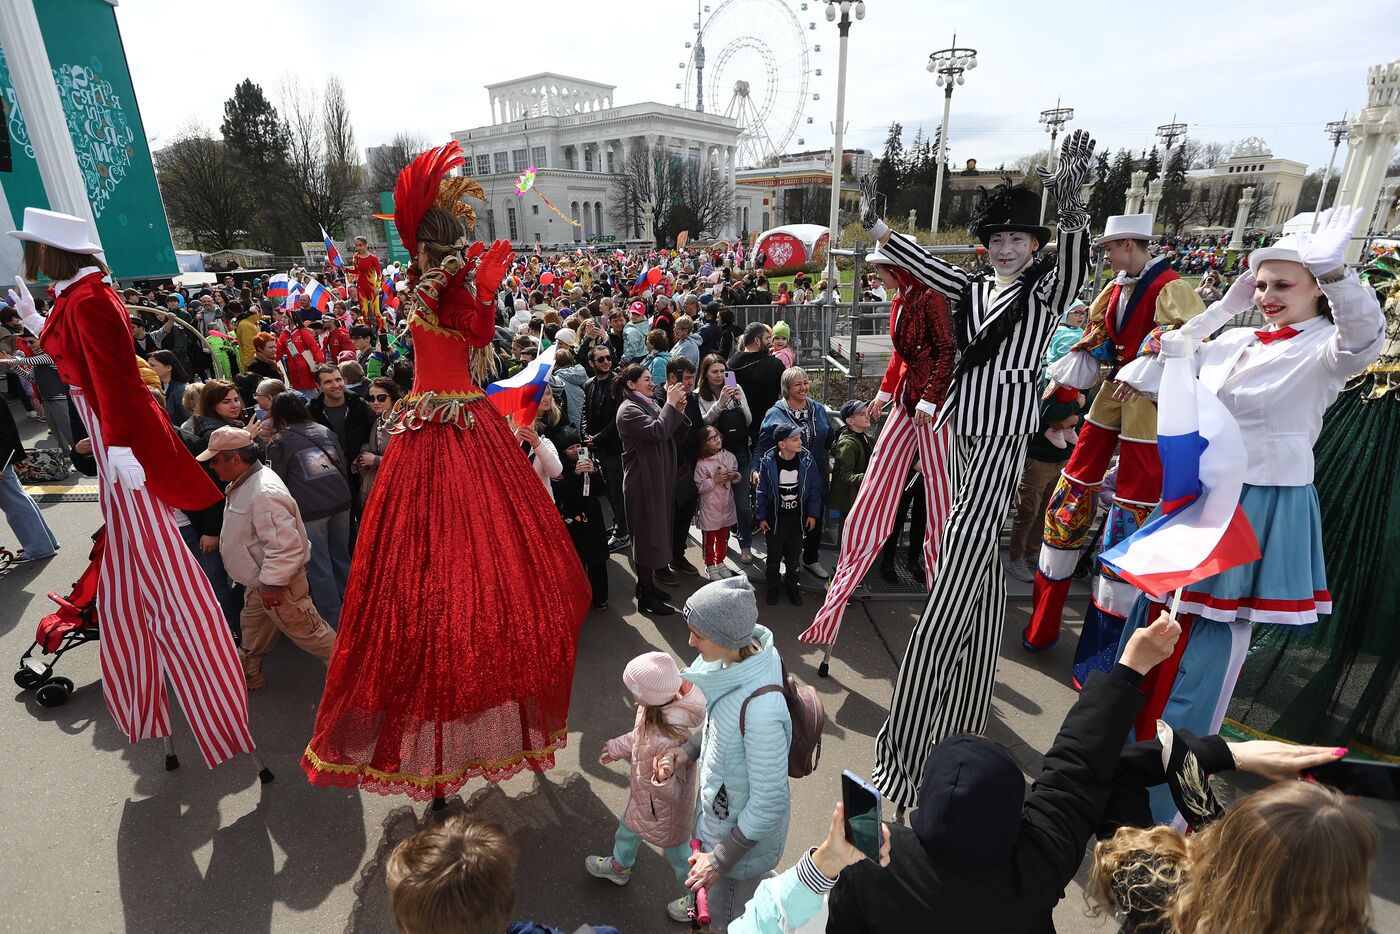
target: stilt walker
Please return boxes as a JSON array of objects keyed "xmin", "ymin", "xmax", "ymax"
[
  {"xmin": 800, "ymin": 234, "xmax": 955, "ymax": 665},
  {"xmin": 1113, "ymin": 207, "xmax": 1383, "ymax": 820},
  {"xmin": 8, "ymin": 208, "xmax": 262, "ymax": 774},
  {"xmin": 1021, "ymin": 215, "xmax": 1204, "ymax": 682},
  {"xmin": 861, "ymin": 131, "xmax": 1095, "ymax": 808}
]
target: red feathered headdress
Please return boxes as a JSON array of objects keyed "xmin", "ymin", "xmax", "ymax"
[{"xmin": 388, "ymin": 142, "xmax": 465, "ymax": 259}]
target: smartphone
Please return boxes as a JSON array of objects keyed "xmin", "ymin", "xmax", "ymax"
[
  {"xmin": 724, "ymin": 371, "xmax": 737, "ymax": 388},
  {"xmin": 1303, "ymin": 757, "xmax": 1400, "ymax": 801},
  {"xmin": 577, "ymin": 446, "xmax": 591, "ymax": 463},
  {"xmin": 841, "ymin": 770, "xmax": 882, "ymax": 862}
]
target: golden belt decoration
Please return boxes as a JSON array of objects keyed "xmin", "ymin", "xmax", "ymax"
[{"xmin": 385, "ymin": 390, "xmax": 484, "ymax": 433}]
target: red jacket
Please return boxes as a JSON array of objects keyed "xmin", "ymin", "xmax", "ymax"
[
  {"xmin": 878, "ymin": 286, "xmax": 956, "ymax": 416},
  {"xmin": 40, "ymin": 271, "xmax": 220, "ymax": 511},
  {"xmin": 324, "ymin": 326, "xmax": 355, "ymax": 363},
  {"xmin": 278, "ymin": 325, "xmax": 323, "ymax": 389}
]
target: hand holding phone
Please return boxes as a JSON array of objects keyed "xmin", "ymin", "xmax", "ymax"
[
  {"xmin": 1303, "ymin": 757, "xmax": 1400, "ymax": 801},
  {"xmin": 840, "ymin": 770, "xmax": 884, "ymax": 862},
  {"xmin": 724, "ymin": 371, "xmax": 738, "ymax": 389}
]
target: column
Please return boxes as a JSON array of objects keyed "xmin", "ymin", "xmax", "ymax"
[
  {"xmin": 1227, "ymin": 186, "xmax": 1256, "ymax": 251},
  {"xmin": 1144, "ymin": 179, "xmax": 1164, "ymax": 223},
  {"xmin": 1124, "ymin": 170, "xmax": 1148, "ymax": 215},
  {"xmin": 0, "ymin": 1, "xmax": 102, "ymax": 247},
  {"xmin": 645, "ymin": 134, "xmax": 659, "ymax": 194},
  {"xmin": 1335, "ymin": 61, "xmax": 1400, "ymax": 261}
]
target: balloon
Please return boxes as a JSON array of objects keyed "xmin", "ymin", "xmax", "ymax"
[
  {"xmin": 647, "ymin": 268, "xmax": 663, "ymax": 284},
  {"xmin": 540, "ymin": 271, "xmax": 555, "ymax": 286}
]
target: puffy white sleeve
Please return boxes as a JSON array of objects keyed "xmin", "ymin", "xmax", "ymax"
[{"xmin": 1046, "ymin": 349, "xmax": 1101, "ymax": 391}]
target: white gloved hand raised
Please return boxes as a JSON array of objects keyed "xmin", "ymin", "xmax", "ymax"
[
  {"xmin": 1295, "ymin": 205, "xmax": 1363, "ymax": 278},
  {"xmin": 106, "ymin": 446, "xmax": 147, "ymax": 491},
  {"xmin": 7, "ymin": 276, "xmax": 45, "ymax": 336},
  {"xmin": 1219, "ymin": 269, "xmax": 1256, "ymax": 315}
]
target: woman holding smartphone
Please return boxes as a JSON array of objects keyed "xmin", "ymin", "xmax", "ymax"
[{"xmin": 697, "ymin": 355, "xmax": 754, "ymax": 562}]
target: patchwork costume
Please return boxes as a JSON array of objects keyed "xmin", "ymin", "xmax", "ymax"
[{"xmin": 1023, "ymin": 216, "xmax": 1203, "ymax": 685}]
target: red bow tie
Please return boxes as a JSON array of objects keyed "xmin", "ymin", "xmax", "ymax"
[{"xmin": 1255, "ymin": 326, "xmax": 1299, "ymax": 345}]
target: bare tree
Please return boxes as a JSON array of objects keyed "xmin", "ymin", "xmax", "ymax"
[
  {"xmin": 154, "ymin": 123, "xmax": 253, "ymax": 250},
  {"xmin": 781, "ymin": 185, "xmax": 831, "ymax": 226},
  {"xmin": 678, "ymin": 159, "xmax": 736, "ymax": 237},
  {"xmin": 368, "ymin": 131, "xmax": 431, "ymax": 193},
  {"xmin": 278, "ymin": 75, "xmax": 363, "ymax": 240},
  {"xmin": 1183, "ymin": 138, "xmax": 1229, "ymax": 171},
  {"xmin": 607, "ymin": 148, "xmax": 735, "ymax": 244}
]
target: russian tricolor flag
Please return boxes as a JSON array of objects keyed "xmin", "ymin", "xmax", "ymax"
[
  {"xmin": 267, "ymin": 273, "xmax": 290, "ymax": 300},
  {"xmin": 305, "ymin": 280, "xmax": 331, "ymax": 311},
  {"xmin": 487, "ymin": 345, "xmax": 556, "ymax": 426},
  {"xmin": 1101, "ymin": 346, "xmax": 1259, "ymax": 598},
  {"xmin": 321, "ymin": 226, "xmax": 343, "ymax": 268}
]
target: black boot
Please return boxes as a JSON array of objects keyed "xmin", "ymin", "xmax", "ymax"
[
  {"xmin": 907, "ymin": 552, "xmax": 923, "ymax": 577},
  {"xmin": 879, "ymin": 557, "xmax": 899, "ymax": 584},
  {"xmin": 766, "ymin": 584, "xmax": 781, "ymax": 606},
  {"xmin": 637, "ymin": 585, "xmax": 675, "ymax": 616},
  {"xmin": 786, "ymin": 583, "xmax": 804, "ymax": 607}
]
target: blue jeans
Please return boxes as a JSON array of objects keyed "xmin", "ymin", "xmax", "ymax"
[
  {"xmin": 0, "ymin": 465, "xmax": 58, "ymax": 558},
  {"xmin": 611, "ymin": 818, "xmax": 692, "ymax": 886},
  {"xmin": 304, "ymin": 509, "xmax": 351, "ymax": 628},
  {"xmin": 177, "ymin": 522, "xmax": 242, "ymax": 639}
]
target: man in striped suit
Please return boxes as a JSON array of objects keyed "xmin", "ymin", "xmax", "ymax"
[{"xmin": 861, "ymin": 130, "xmax": 1096, "ymax": 808}]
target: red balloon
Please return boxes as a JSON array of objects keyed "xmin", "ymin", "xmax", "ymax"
[
  {"xmin": 539, "ymin": 271, "xmax": 555, "ymax": 286},
  {"xmin": 647, "ymin": 267, "xmax": 663, "ymax": 284}
]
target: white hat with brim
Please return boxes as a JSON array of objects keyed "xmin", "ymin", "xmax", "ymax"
[
  {"xmin": 7, "ymin": 207, "xmax": 102, "ymax": 254},
  {"xmin": 1093, "ymin": 213, "xmax": 1155, "ymax": 246},
  {"xmin": 1248, "ymin": 234, "xmax": 1304, "ymax": 270},
  {"xmin": 865, "ymin": 248, "xmax": 898, "ymax": 266}
]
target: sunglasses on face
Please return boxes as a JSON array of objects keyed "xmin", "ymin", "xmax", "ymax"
[
  {"xmin": 369, "ymin": 394, "xmax": 391, "ymax": 402},
  {"xmin": 594, "ymin": 355, "xmax": 612, "ymax": 362}
]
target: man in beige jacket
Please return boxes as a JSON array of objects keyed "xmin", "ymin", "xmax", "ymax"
[{"xmin": 199, "ymin": 427, "xmax": 335, "ymax": 689}]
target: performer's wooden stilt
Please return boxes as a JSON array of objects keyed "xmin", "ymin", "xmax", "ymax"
[{"xmin": 163, "ymin": 735, "xmax": 179, "ymax": 771}]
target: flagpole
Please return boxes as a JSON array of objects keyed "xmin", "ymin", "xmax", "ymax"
[{"xmin": 1168, "ymin": 587, "xmax": 1184, "ymax": 622}]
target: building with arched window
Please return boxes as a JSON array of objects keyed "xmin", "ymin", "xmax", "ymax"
[{"xmin": 450, "ymin": 73, "xmax": 769, "ymax": 247}]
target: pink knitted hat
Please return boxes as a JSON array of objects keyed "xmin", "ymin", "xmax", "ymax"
[{"xmin": 623, "ymin": 651, "xmax": 682, "ymax": 706}]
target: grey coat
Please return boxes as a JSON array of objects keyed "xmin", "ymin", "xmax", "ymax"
[{"xmin": 616, "ymin": 389, "xmax": 684, "ymax": 570}]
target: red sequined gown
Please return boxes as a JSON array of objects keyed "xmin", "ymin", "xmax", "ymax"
[{"xmin": 302, "ymin": 262, "xmax": 589, "ymax": 800}]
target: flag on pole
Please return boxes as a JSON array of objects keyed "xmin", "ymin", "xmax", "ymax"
[
  {"xmin": 1101, "ymin": 349, "xmax": 1260, "ymax": 598},
  {"xmin": 486, "ymin": 345, "xmax": 556, "ymax": 426},
  {"xmin": 266, "ymin": 273, "xmax": 290, "ymax": 300},
  {"xmin": 283, "ymin": 278, "xmax": 304, "ymax": 311},
  {"xmin": 321, "ymin": 227, "xmax": 343, "ymax": 268},
  {"xmin": 304, "ymin": 280, "xmax": 332, "ymax": 312}
]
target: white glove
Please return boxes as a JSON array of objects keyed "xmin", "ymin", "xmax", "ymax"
[
  {"xmin": 106, "ymin": 446, "xmax": 147, "ymax": 491},
  {"xmin": 1157, "ymin": 329, "xmax": 1195, "ymax": 359},
  {"xmin": 1218, "ymin": 269, "xmax": 1256, "ymax": 315},
  {"xmin": 8, "ymin": 276, "xmax": 45, "ymax": 336},
  {"xmin": 1295, "ymin": 205, "xmax": 1363, "ymax": 277}
]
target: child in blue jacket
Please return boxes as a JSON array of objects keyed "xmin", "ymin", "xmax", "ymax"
[{"xmin": 755, "ymin": 423, "xmax": 821, "ymax": 607}]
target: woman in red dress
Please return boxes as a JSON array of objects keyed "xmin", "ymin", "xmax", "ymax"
[{"xmin": 302, "ymin": 144, "xmax": 589, "ymax": 801}]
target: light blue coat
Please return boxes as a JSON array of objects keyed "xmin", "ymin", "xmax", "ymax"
[{"xmin": 682, "ymin": 624, "xmax": 792, "ymax": 880}]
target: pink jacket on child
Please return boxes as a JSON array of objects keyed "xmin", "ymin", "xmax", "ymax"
[
  {"xmin": 603, "ymin": 685, "xmax": 707, "ymax": 848},
  {"xmin": 693, "ymin": 451, "xmax": 740, "ymax": 532}
]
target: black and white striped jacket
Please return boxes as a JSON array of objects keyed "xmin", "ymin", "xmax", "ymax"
[{"xmin": 880, "ymin": 225, "xmax": 1089, "ymax": 437}]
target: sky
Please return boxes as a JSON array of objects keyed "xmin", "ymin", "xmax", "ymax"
[{"xmin": 116, "ymin": 0, "xmax": 1399, "ymax": 175}]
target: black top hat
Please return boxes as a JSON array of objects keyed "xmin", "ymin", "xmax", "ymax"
[{"xmin": 971, "ymin": 184, "xmax": 1051, "ymax": 249}]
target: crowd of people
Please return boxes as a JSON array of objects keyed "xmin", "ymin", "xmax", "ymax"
[{"xmin": 1, "ymin": 125, "xmax": 1394, "ymax": 934}]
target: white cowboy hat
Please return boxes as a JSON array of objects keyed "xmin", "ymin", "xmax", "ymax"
[
  {"xmin": 1093, "ymin": 214, "xmax": 1155, "ymax": 246},
  {"xmin": 7, "ymin": 207, "xmax": 102, "ymax": 254}
]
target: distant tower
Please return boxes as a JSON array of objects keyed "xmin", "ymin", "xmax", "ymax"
[{"xmin": 694, "ymin": 0, "xmax": 706, "ymax": 113}]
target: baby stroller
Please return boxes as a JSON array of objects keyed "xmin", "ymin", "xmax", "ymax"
[{"xmin": 14, "ymin": 527, "xmax": 103, "ymax": 708}]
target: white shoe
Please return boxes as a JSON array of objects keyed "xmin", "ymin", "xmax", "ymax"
[
  {"xmin": 1006, "ymin": 556, "xmax": 1036, "ymax": 583},
  {"xmin": 721, "ymin": 565, "xmax": 740, "ymax": 578},
  {"xmin": 706, "ymin": 565, "xmax": 725, "ymax": 580},
  {"xmin": 803, "ymin": 561, "xmax": 830, "ymax": 580},
  {"xmin": 667, "ymin": 896, "xmax": 692, "ymax": 924},
  {"xmin": 740, "ymin": 547, "xmax": 753, "ymax": 564},
  {"xmin": 585, "ymin": 855, "xmax": 632, "ymax": 886}
]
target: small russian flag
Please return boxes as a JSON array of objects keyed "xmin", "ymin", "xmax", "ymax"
[
  {"xmin": 1101, "ymin": 346, "xmax": 1259, "ymax": 598},
  {"xmin": 321, "ymin": 226, "xmax": 343, "ymax": 268},
  {"xmin": 487, "ymin": 345, "xmax": 556, "ymax": 426},
  {"xmin": 266, "ymin": 273, "xmax": 289, "ymax": 300},
  {"xmin": 304, "ymin": 280, "xmax": 332, "ymax": 312}
]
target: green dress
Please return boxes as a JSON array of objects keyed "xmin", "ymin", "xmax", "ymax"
[{"xmin": 1226, "ymin": 266, "xmax": 1400, "ymax": 760}]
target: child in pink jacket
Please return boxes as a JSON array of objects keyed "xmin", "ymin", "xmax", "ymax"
[
  {"xmin": 694, "ymin": 426, "xmax": 740, "ymax": 580},
  {"xmin": 586, "ymin": 652, "xmax": 706, "ymax": 914}
]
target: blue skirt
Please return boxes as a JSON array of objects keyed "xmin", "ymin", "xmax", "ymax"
[{"xmin": 1174, "ymin": 483, "xmax": 1330, "ymax": 626}]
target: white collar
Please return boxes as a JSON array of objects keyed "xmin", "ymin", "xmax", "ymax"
[
  {"xmin": 1260, "ymin": 314, "xmax": 1327, "ymax": 335},
  {"xmin": 52, "ymin": 266, "xmax": 107, "ymax": 296},
  {"xmin": 1113, "ymin": 254, "xmax": 1165, "ymax": 286}
]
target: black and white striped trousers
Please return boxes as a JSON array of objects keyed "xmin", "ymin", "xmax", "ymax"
[{"xmin": 872, "ymin": 432, "xmax": 1029, "ymax": 808}]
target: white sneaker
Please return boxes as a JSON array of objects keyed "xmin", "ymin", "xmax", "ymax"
[
  {"xmin": 740, "ymin": 547, "xmax": 753, "ymax": 564},
  {"xmin": 803, "ymin": 561, "xmax": 830, "ymax": 580},
  {"xmin": 721, "ymin": 564, "xmax": 740, "ymax": 578},
  {"xmin": 1006, "ymin": 556, "xmax": 1036, "ymax": 583},
  {"xmin": 584, "ymin": 855, "xmax": 632, "ymax": 886},
  {"xmin": 667, "ymin": 896, "xmax": 692, "ymax": 924},
  {"xmin": 706, "ymin": 565, "xmax": 725, "ymax": 580}
]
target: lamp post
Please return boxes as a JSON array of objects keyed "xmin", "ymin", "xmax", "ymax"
[
  {"xmin": 1313, "ymin": 117, "xmax": 1349, "ymax": 232},
  {"xmin": 1037, "ymin": 98, "xmax": 1074, "ymax": 224},
  {"xmin": 925, "ymin": 35, "xmax": 976, "ymax": 233},
  {"xmin": 824, "ymin": 0, "xmax": 864, "ymax": 309},
  {"xmin": 1155, "ymin": 116, "xmax": 1188, "ymax": 155}
]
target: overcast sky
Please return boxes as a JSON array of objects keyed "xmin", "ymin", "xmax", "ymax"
[{"xmin": 116, "ymin": 0, "xmax": 1397, "ymax": 174}]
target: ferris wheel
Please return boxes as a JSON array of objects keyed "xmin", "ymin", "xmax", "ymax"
[{"xmin": 677, "ymin": 0, "xmax": 819, "ymax": 168}]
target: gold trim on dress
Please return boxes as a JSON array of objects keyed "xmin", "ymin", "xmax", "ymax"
[
  {"xmin": 386, "ymin": 391, "xmax": 484, "ymax": 433},
  {"xmin": 302, "ymin": 725, "xmax": 571, "ymax": 789}
]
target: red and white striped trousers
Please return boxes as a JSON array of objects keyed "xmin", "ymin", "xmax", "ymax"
[
  {"xmin": 73, "ymin": 391, "xmax": 253, "ymax": 768},
  {"xmin": 801, "ymin": 404, "xmax": 951, "ymax": 646}
]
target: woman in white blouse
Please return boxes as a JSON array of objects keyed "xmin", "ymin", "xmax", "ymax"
[{"xmin": 1115, "ymin": 206, "xmax": 1384, "ymax": 820}]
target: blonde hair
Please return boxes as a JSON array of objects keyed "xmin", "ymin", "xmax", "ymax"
[
  {"xmin": 1089, "ymin": 781, "xmax": 1377, "ymax": 934},
  {"xmin": 386, "ymin": 814, "xmax": 517, "ymax": 934}
]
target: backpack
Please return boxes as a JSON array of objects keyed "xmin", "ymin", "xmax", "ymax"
[{"xmin": 739, "ymin": 662, "xmax": 825, "ymax": 778}]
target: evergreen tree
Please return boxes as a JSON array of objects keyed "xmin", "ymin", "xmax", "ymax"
[
  {"xmin": 874, "ymin": 121, "xmax": 904, "ymax": 209},
  {"xmin": 1098, "ymin": 149, "xmax": 1135, "ymax": 224},
  {"xmin": 220, "ymin": 79, "xmax": 290, "ymax": 251},
  {"xmin": 1087, "ymin": 150, "xmax": 1113, "ymax": 229},
  {"xmin": 1157, "ymin": 146, "xmax": 1190, "ymax": 234},
  {"xmin": 1143, "ymin": 146, "xmax": 1161, "ymax": 182}
]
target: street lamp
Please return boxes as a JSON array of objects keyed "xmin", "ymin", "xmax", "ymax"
[
  {"xmin": 1313, "ymin": 116, "xmax": 1350, "ymax": 232},
  {"xmin": 1155, "ymin": 116, "xmax": 1188, "ymax": 154},
  {"xmin": 925, "ymin": 34, "xmax": 976, "ymax": 232},
  {"xmin": 1037, "ymin": 98, "xmax": 1073, "ymax": 224},
  {"xmin": 824, "ymin": 1, "xmax": 864, "ymax": 307}
]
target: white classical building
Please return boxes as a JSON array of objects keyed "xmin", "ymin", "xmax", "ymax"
[
  {"xmin": 450, "ymin": 73, "xmax": 769, "ymax": 247},
  {"xmin": 1184, "ymin": 138, "xmax": 1308, "ymax": 228}
]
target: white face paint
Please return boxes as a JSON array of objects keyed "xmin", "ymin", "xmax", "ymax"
[{"xmin": 986, "ymin": 231, "xmax": 1037, "ymax": 276}]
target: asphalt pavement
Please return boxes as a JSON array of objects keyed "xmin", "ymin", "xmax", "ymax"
[{"xmin": 2, "ymin": 402, "xmax": 1396, "ymax": 934}]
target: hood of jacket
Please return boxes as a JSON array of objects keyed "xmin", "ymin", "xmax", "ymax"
[
  {"xmin": 911, "ymin": 734, "xmax": 1024, "ymax": 872},
  {"xmin": 681, "ymin": 623, "xmax": 780, "ymax": 698},
  {"xmin": 727, "ymin": 348, "xmax": 776, "ymax": 373}
]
